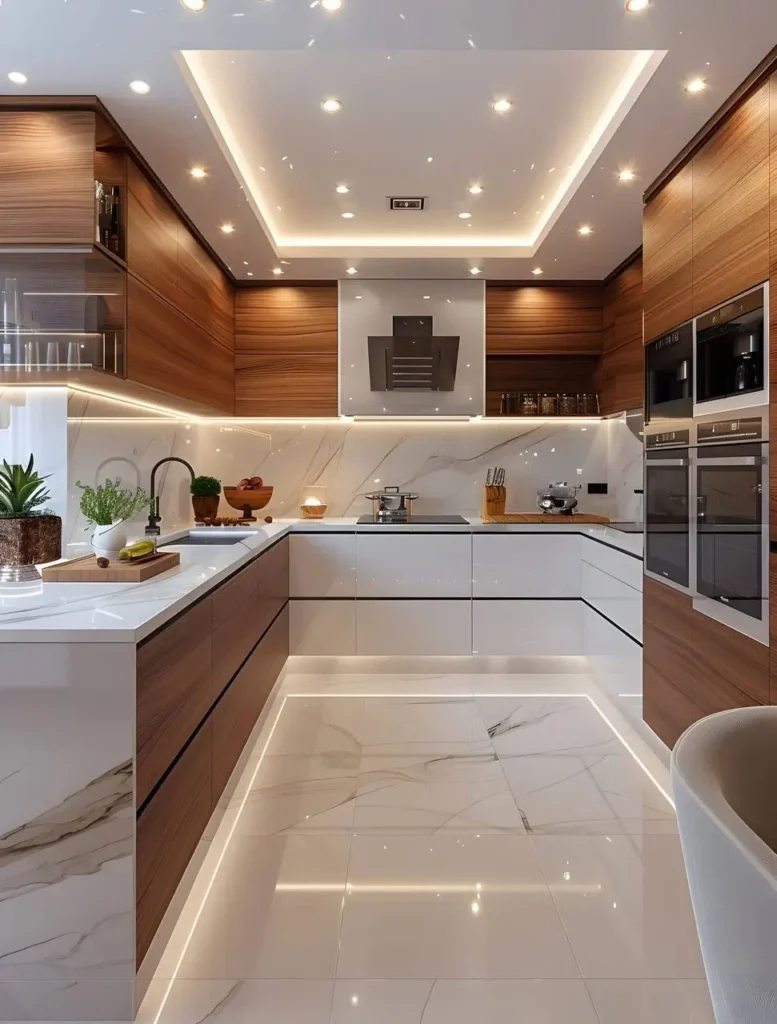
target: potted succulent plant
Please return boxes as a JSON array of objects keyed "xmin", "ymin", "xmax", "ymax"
[
  {"xmin": 0, "ymin": 456, "xmax": 61, "ymax": 581},
  {"xmin": 77, "ymin": 478, "xmax": 150, "ymax": 559},
  {"xmin": 190, "ymin": 475, "xmax": 222, "ymax": 521}
]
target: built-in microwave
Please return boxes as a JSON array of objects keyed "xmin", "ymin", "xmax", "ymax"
[
  {"xmin": 695, "ymin": 284, "xmax": 768, "ymax": 416},
  {"xmin": 691, "ymin": 408, "xmax": 769, "ymax": 645}
]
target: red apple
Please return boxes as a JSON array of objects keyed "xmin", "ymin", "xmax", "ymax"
[
  {"xmin": 238, "ymin": 477, "xmax": 252, "ymax": 490},
  {"xmin": 250, "ymin": 475, "xmax": 264, "ymax": 488}
]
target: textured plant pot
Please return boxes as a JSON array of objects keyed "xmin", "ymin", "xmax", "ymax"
[
  {"xmin": 91, "ymin": 521, "xmax": 127, "ymax": 559},
  {"xmin": 0, "ymin": 515, "xmax": 62, "ymax": 569},
  {"xmin": 192, "ymin": 495, "xmax": 220, "ymax": 521}
]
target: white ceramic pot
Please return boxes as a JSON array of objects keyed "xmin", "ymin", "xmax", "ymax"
[{"xmin": 91, "ymin": 521, "xmax": 127, "ymax": 559}]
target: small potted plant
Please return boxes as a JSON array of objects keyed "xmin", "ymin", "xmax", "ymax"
[
  {"xmin": 190, "ymin": 475, "xmax": 222, "ymax": 521},
  {"xmin": 77, "ymin": 478, "xmax": 150, "ymax": 559},
  {"xmin": 0, "ymin": 456, "xmax": 61, "ymax": 581}
]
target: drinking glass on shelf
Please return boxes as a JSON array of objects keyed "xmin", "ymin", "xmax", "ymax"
[
  {"xmin": 66, "ymin": 341, "xmax": 82, "ymax": 368},
  {"xmin": 45, "ymin": 341, "xmax": 60, "ymax": 367}
]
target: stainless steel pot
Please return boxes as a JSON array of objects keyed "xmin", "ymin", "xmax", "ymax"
[{"xmin": 364, "ymin": 485, "xmax": 419, "ymax": 522}]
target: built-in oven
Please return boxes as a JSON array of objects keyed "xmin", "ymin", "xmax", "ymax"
[
  {"xmin": 644, "ymin": 429, "xmax": 691, "ymax": 591},
  {"xmin": 692, "ymin": 410, "xmax": 769, "ymax": 645},
  {"xmin": 695, "ymin": 283, "xmax": 768, "ymax": 416}
]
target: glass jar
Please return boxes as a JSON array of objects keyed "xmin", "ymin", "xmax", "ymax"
[
  {"xmin": 539, "ymin": 392, "xmax": 558, "ymax": 416},
  {"xmin": 578, "ymin": 393, "xmax": 599, "ymax": 415},
  {"xmin": 519, "ymin": 392, "xmax": 539, "ymax": 416},
  {"xmin": 558, "ymin": 393, "xmax": 578, "ymax": 416}
]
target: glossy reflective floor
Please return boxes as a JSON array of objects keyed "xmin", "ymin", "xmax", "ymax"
[{"xmin": 140, "ymin": 667, "xmax": 715, "ymax": 1024}]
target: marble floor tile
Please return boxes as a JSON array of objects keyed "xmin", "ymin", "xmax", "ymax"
[
  {"xmin": 477, "ymin": 696, "xmax": 623, "ymax": 759},
  {"xmin": 337, "ymin": 835, "xmax": 579, "ymax": 979},
  {"xmin": 357, "ymin": 747, "xmax": 504, "ymax": 784},
  {"xmin": 502, "ymin": 754, "xmax": 677, "ymax": 835},
  {"xmin": 264, "ymin": 698, "xmax": 367, "ymax": 757},
  {"xmin": 330, "ymin": 980, "xmax": 433, "ymax": 1023},
  {"xmin": 531, "ymin": 835, "xmax": 705, "ymax": 979},
  {"xmin": 354, "ymin": 698, "xmax": 491, "ymax": 756},
  {"xmin": 176, "ymin": 835, "xmax": 350, "ymax": 980},
  {"xmin": 586, "ymin": 979, "xmax": 716, "ymax": 1024},
  {"xmin": 150, "ymin": 979, "xmax": 334, "ymax": 1024},
  {"xmin": 351, "ymin": 780, "xmax": 526, "ymax": 834}
]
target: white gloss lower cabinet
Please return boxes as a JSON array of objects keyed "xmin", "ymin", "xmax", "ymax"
[
  {"xmin": 581, "ymin": 561, "xmax": 642, "ymax": 642},
  {"xmin": 473, "ymin": 534, "xmax": 582, "ymax": 597},
  {"xmin": 356, "ymin": 600, "xmax": 472, "ymax": 655},
  {"xmin": 581, "ymin": 536, "xmax": 642, "ymax": 592},
  {"xmin": 356, "ymin": 533, "xmax": 472, "ymax": 598},
  {"xmin": 290, "ymin": 533, "xmax": 357, "ymax": 598},
  {"xmin": 472, "ymin": 600, "xmax": 583, "ymax": 655},
  {"xmin": 290, "ymin": 600, "xmax": 356, "ymax": 655}
]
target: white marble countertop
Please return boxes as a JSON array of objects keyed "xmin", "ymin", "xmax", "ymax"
[{"xmin": 0, "ymin": 517, "xmax": 642, "ymax": 643}]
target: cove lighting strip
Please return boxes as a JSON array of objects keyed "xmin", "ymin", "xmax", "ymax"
[{"xmin": 145, "ymin": 689, "xmax": 673, "ymax": 1024}]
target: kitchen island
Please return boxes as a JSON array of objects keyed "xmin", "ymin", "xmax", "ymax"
[{"xmin": 0, "ymin": 518, "xmax": 642, "ymax": 1021}]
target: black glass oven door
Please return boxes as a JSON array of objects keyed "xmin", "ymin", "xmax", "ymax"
[
  {"xmin": 696, "ymin": 445, "xmax": 764, "ymax": 620},
  {"xmin": 645, "ymin": 451, "xmax": 690, "ymax": 588}
]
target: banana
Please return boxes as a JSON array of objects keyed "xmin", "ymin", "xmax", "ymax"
[{"xmin": 119, "ymin": 539, "xmax": 156, "ymax": 562}]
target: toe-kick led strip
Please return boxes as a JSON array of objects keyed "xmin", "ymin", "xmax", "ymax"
[{"xmin": 146, "ymin": 688, "xmax": 671, "ymax": 1024}]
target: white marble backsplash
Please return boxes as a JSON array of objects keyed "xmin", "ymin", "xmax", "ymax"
[{"xmin": 63, "ymin": 393, "xmax": 643, "ymax": 551}]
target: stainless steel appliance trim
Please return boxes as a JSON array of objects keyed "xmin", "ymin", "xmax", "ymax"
[
  {"xmin": 643, "ymin": 444, "xmax": 693, "ymax": 594},
  {"xmin": 647, "ymin": 458, "xmax": 690, "ymax": 467},
  {"xmin": 695, "ymin": 456, "xmax": 765, "ymax": 467}
]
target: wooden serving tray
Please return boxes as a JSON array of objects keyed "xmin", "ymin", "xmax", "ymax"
[
  {"xmin": 42, "ymin": 551, "xmax": 181, "ymax": 583},
  {"xmin": 482, "ymin": 513, "xmax": 610, "ymax": 524}
]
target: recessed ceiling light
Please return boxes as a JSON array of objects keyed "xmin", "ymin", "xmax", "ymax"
[
  {"xmin": 685, "ymin": 77, "xmax": 707, "ymax": 94},
  {"xmin": 624, "ymin": 0, "xmax": 649, "ymax": 10},
  {"xmin": 427, "ymin": 156, "xmax": 434, "ymax": 163},
  {"xmin": 321, "ymin": 97, "xmax": 342, "ymax": 113},
  {"xmin": 272, "ymin": 267, "xmax": 284, "ymax": 275},
  {"xmin": 469, "ymin": 267, "xmax": 482, "ymax": 275},
  {"xmin": 577, "ymin": 224, "xmax": 594, "ymax": 236},
  {"xmin": 341, "ymin": 212, "xmax": 355, "ymax": 219},
  {"xmin": 189, "ymin": 166, "xmax": 207, "ymax": 179},
  {"xmin": 532, "ymin": 267, "xmax": 544, "ymax": 276},
  {"xmin": 346, "ymin": 266, "xmax": 358, "ymax": 275},
  {"xmin": 321, "ymin": 0, "xmax": 344, "ymax": 9},
  {"xmin": 423, "ymin": 295, "xmax": 431, "ymax": 300},
  {"xmin": 492, "ymin": 98, "xmax": 513, "ymax": 113},
  {"xmin": 246, "ymin": 272, "xmax": 253, "ymax": 277},
  {"xmin": 220, "ymin": 223, "xmax": 235, "ymax": 234},
  {"xmin": 180, "ymin": 0, "xmax": 207, "ymax": 10},
  {"xmin": 617, "ymin": 168, "xmax": 636, "ymax": 182},
  {"xmin": 458, "ymin": 212, "xmax": 472, "ymax": 220},
  {"xmin": 7, "ymin": 72, "xmax": 27, "ymax": 85},
  {"xmin": 129, "ymin": 80, "xmax": 151, "ymax": 95},
  {"xmin": 468, "ymin": 184, "xmax": 484, "ymax": 195},
  {"xmin": 336, "ymin": 184, "xmax": 350, "ymax": 194},
  {"xmin": 355, "ymin": 295, "xmax": 363, "ymax": 300}
]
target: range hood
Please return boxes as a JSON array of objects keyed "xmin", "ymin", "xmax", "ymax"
[{"xmin": 368, "ymin": 315, "xmax": 459, "ymax": 392}]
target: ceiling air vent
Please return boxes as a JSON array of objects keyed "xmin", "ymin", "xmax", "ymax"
[{"xmin": 389, "ymin": 197, "xmax": 426, "ymax": 211}]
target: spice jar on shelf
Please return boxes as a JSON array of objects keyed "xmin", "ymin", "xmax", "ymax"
[
  {"xmin": 558, "ymin": 393, "xmax": 578, "ymax": 416},
  {"xmin": 577, "ymin": 393, "xmax": 599, "ymax": 415},
  {"xmin": 519, "ymin": 392, "xmax": 539, "ymax": 416},
  {"xmin": 539, "ymin": 393, "xmax": 558, "ymax": 416}
]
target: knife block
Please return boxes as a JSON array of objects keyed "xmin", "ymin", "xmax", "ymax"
[{"xmin": 482, "ymin": 485, "xmax": 506, "ymax": 519}]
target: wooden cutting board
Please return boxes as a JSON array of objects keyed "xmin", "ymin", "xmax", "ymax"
[
  {"xmin": 42, "ymin": 551, "xmax": 181, "ymax": 582},
  {"xmin": 482, "ymin": 514, "xmax": 610, "ymax": 524}
]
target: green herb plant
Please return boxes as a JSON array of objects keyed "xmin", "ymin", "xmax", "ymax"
[
  {"xmin": 190, "ymin": 475, "xmax": 222, "ymax": 498},
  {"xmin": 76, "ymin": 478, "xmax": 150, "ymax": 527},
  {"xmin": 0, "ymin": 456, "xmax": 52, "ymax": 518}
]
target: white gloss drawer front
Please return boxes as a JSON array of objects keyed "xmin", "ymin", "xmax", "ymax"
[
  {"xmin": 290, "ymin": 533, "xmax": 357, "ymax": 598},
  {"xmin": 356, "ymin": 533, "xmax": 472, "ymax": 598},
  {"xmin": 356, "ymin": 600, "xmax": 472, "ymax": 656},
  {"xmin": 472, "ymin": 600, "xmax": 583, "ymax": 655},
  {"xmin": 581, "ymin": 536, "xmax": 643, "ymax": 592},
  {"xmin": 581, "ymin": 561, "xmax": 642, "ymax": 642},
  {"xmin": 472, "ymin": 534, "xmax": 582, "ymax": 598}
]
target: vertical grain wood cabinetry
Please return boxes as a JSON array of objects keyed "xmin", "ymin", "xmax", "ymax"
[
  {"xmin": 643, "ymin": 164, "xmax": 693, "ymax": 341},
  {"xmin": 769, "ymin": 73, "xmax": 777, "ymax": 702},
  {"xmin": 691, "ymin": 85, "xmax": 770, "ymax": 316},
  {"xmin": 595, "ymin": 255, "xmax": 644, "ymax": 414},
  {"xmin": 0, "ymin": 111, "xmax": 96, "ymax": 244},
  {"xmin": 135, "ymin": 538, "xmax": 289, "ymax": 967},
  {"xmin": 235, "ymin": 286, "xmax": 338, "ymax": 416}
]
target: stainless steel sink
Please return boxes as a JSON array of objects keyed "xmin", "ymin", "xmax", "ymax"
[{"xmin": 161, "ymin": 533, "xmax": 252, "ymax": 546}]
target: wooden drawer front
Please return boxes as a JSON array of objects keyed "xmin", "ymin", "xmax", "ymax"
[
  {"xmin": 256, "ymin": 538, "xmax": 290, "ymax": 636},
  {"xmin": 136, "ymin": 718, "xmax": 212, "ymax": 965},
  {"xmin": 136, "ymin": 597, "xmax": 213, "ymax": 806},
  {"xmin": 211, "ymin": 557, "xmax": 263, "ymax": 695},
  {"xmin": 643, "ymin": 662, "xmax": 703, "ymax": 750},
  {"xmin": 212, "ymin": 605, "xmax": 289, "ymax": 800},
  {"xmin": 692, "ymin": 610, "xmax": 768, "ymax": 711}
]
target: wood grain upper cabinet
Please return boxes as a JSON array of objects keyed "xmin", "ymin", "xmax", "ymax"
[
  {"xmin": 177, "ymin": 225, "xmax": 234, "ymax": 351},
  {"xmin": 486, "ymin": 285, "xmax": 604, "ymax": 356},
  {"xmin": 126, "ymin": 160, "xmax": 179, "ymax": 307},
  {"xmin": 596, "ymin": 256, "xmax": 643, "ymax": 415},
  {"xmin": 0, "ymin": 111, "xmax": 95, "ymax": 244},
  {"xmin": 126, "ymin": 277, "xmax": 234, "ymax": 414},
  {"xmin": 235, "ymin": 286, "xmax": 338, "ymax": 417},
  {"xmin": 136, "ymin": 596, "xmax": 214, "ymax": 807},
  {"xmin": 691, "ymin": 84, "xmax": 770, "ymax": 315},
  {"xmin": 643, "ymin": 163, "xmax": 693, "ymax": 341}
]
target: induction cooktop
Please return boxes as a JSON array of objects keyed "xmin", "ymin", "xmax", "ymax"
[{"xmin": 356, "ymin": 515, "xmax": 469, "ymax": 525}]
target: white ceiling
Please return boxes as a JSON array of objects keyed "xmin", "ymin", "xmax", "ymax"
[{"xmin": 1, "ymin": 0, "xmax": 776, "ymax": 281}]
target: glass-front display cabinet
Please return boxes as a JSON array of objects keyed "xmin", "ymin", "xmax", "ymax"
[{"xmin": 0, "ymin": 247, "xmax": 125, "ymax": 383}]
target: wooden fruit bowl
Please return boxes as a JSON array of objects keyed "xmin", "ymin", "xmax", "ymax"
[{"xmin": 223, "ymin": 486, "xmax": 273, "ymax": 521}]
